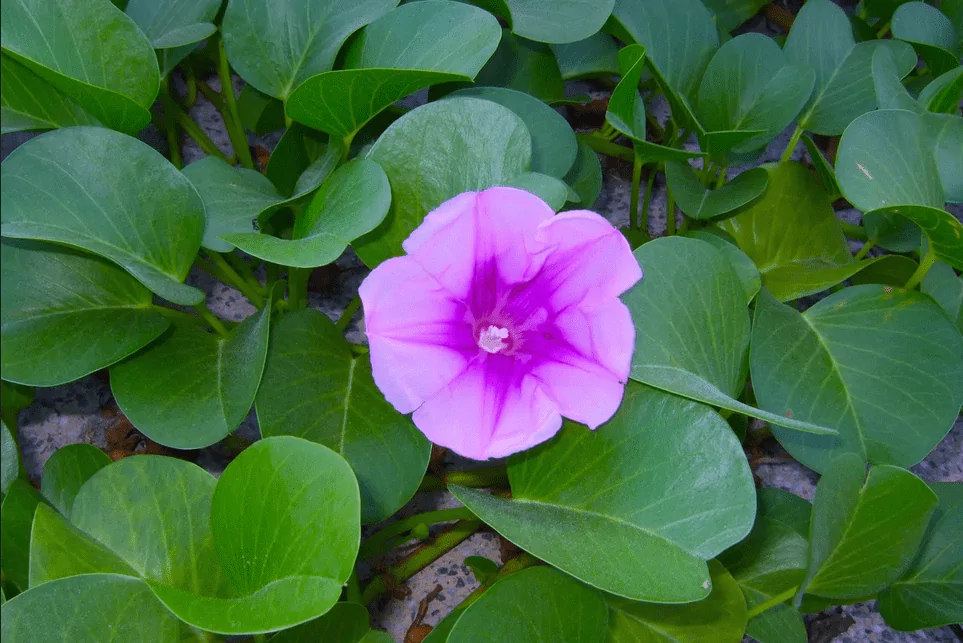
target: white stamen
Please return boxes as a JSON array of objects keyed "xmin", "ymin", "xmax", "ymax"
[{"xmin": 478, "ymin": 325, "xmax": 510, "ymax": 354}]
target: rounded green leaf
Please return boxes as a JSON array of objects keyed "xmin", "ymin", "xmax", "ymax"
[
  {"xmin": 270, "ymin": 603, "xmax": 372, "ymax": 643},
  {"xmin": 497, "ymin": 0, "xmax": 615, "ymax": 45},
  {"xmin": 224, "ymin": 158, "xmax": 391, "ymax": 268},
  {"xmin": 684, "ymin": 230, "xmax": 762, "ymax": 304},
  {"xmin": 562, "ymin": 139, "xmax": 603, "ymax": 208},
  {"xmin": 696, "ymin": 33, "xmax": 815, "ymax": 155},
  {"xmin": 454, "ymin": 383, "xmax": 756, "ymax": 602},
  {"xmin": 287, "ymin": 1, "xmax": 501, "ymax": 138},
  {"xmin": 0, "ymin": 53, "xmax": 99, "ymax": 133},
  {"xmin": 0, "ymin": 419, "xmax": 18, "ymax": 494},
  {"xmin": 238, "ymin": 85, "xmax": 286, "ymax": 135},
  {"xmin": 550, "ymin": 33, "xmax": 619, "ymax": 80},
  {"xmin": 182, "ymin": 156, "xmax": 284, "ymax": 253},
  {"xmin": 626, "ymin": 236, "xmax": 835, "ymax": 435},
  {"xmin": 0, "ymin": 239, "xmax": 170, "ymax": 387},
  {"xmin": 605, "ymin": 560, "xmax": 748, "ymax": 643},
  {"xmin": 0, "ymin": 0, "xmax": 159, "ymax": 133},
  {"xmin": 221, "ymin": 0, "xmax": 397, "ymax": 100},
  {"xmin": 501, "ymin": 171, "xmax": 569, "ymax": 211},
  {"xmin": 665, "ymin": 162, "xmax": 768, "ymax": 221},
  {"xmin": 0, "ymin": 127, "xmax": 205, "ymax": 305},
  {"xmin": 802, "ymin": 455, "xmax": 938, "ymax": 599},
  {"xmin": 353, "ymin": 97, "xmax": 531, "ymax": 266},
  {"xmin": 785, "ymin": 0, "xmax": 917, "ymax": 135},
  {"xmin": 879, "ymin": 482, "xmax": 963, "ymax": 630},
  {"xmin": 111, "ymin": 302, "xmax": 273, "ymax": 449},
  {"xmin": 0, "ymin": 478, "xmax": 44, "ymax": 590},
  {"xmin": 40, "ymin": 443, "xmax": 112, "ymax": 516},
  {"xmin": 470, "ymin": 31, "xmax": 565, "ymax": 103},
  {"xmin": 918, "ymin": 67, "xmax": 963, "ymax": 114},
  {"xmin": 922, "ymin": 261, "xmax": 963, "ymax": 332},
  {"xmin": 892, "ymin": 2, "xmax": 961, "ymax": 77},
  {"xmin": 124, "ymin": 0, "xmax": 220, "ymax": 75},
  {"xmin": 255, "ymin": 310, "xmax": 429, "ymax": 523},
  {"xmin": 0, "ymin": 574, "xmax": 186, "ymax": 642},
  {"xmin": 451, "ymin": 87, "xmax": 577, "ymax": 178},
  {"xmin": 751, "ymin": 286, "xmax": 963, "ymax": 473},
  {"xmin": 447, "ymin": 567, "xmax": 608, "ymax": 643},
  {"xmin": 265, "ymin": 124, "xmax": 340, "ymax": 199}
]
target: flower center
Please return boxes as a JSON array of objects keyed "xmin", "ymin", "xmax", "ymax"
[{"xmin": 477, "ymin": 324, "xmax": 510, "ymax": 354}]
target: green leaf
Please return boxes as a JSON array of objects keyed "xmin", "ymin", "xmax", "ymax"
[
  {"xmin": 922, "ymin": 261, "xmax": 963, "ymax": 332},
  {"xmin": 756, "ymin": 488, "xmax": 812, "ymax": 540},
  {"xmin": 224, "ymin": 158, "xmax": 391, "ymax": 268},
  {"xmin": 451, "ymin": 87, "xmax": 577, "ymax": 178},
  {"xmin": 238, "ymin": 85, "xmax": 286, "ymax": 135},
  {"xmin": 563, "ymin": 140, "xmax": 603, "ymax": 208},
  {"xmin": 39, "ymin": 444, "xmax": 111, "ymax": 516},
  {"xmin": 716, "ymin": 163, "xmax": 905, "ymax": 301},
  {"xmin": 918, "ymin": 67, "xmax": 963, "ymax": 114},
  {"xmin": 932, "ymin": 112, "xmax": 963, "ymax": 204},
  {"xmin": 751, "ymin": 286, "xmax": 963, "ymax": 473},
  {"xmin": 785, "ymin": 0, "xmax": 917, "ymax": 135},
  {"xmin": 124, "ymin": 0, "xmax": 220, "ymax": 75},
  {"xmin": 182, "ymin": 156, "xmax": 284, "ymax": 253},
  {"xmin": 470, "ymin": 31, "xmax": 565, "ymax": 103},
  {"xmin": 501, "ymin": 172, "xmax": 569, "ymax": 211},
  {"xmin": 255, "ymin": 310, "xmax": 429, "ymax": 523},
  {"xmin": 447, "ymin": 567, "xmax": 608, "ymax": 643},
  {"xmin": 0, "ymin": 0, "xmax": 159, "ymax": 133},
  {"xmin": 0, "ymin": 574, "xmax": 186, "ymax": 641},
  {"xmin": 265, "ymin": 124, "xmax": 341, "ymax": 199},
  {"xmin": 111, "ymin": 301, "xmax": 272, "ymax": 449},
  {"xmin": 892, "ymin": 2, "xmax": 961, "ymax": 77},
  {"xmin": 701, "ymin": 0, "xmax": 769, "ymax": 35},
  {"xmin": 878, "ymin": 482, "xmax": 963, "ymax": 630},
  {"xmin": 353, "ymin": 97, "xmax": 530, "ymax": 267},
  {"xmin": 221, "ymin": 0, "xmax": 397, "ymax": 101},
  {"xmin": 496, "ymin": 0, "xmax": 615, "ymax": 44},
  {"xmin": 28, "ymin": 503, "xmax": 136, "ymax": 586},
  {"xmin": 0, "ymin": 127, "xmax": 205, "ymax": 305},
  {"xmin": 453, "ymin": 383, "xmax": 756, "ymax": 602},
  {"xmin": 872, "ymin": 47, "xmax": 923, "ymax": 114},
  {"xmin": 684, "ymin": 230, "xmax": 762, "ymax": 304},
  {"xmin": 550, "ymin": 33, "xmax": 620, "ymax": 80},
  {"xmin": 0, "ymin": 54, "xmax": 99, "ymax": 133},
  {"xmin": 605, "ymin": 560, "xmax": 748, "ymax": 643},
  {"xmin": 0, "ymin": 479, "xmax": 45, "ymax": 590},
  {"xmin": 0, "ymin": 239, "xmax": 170, "ymax": 387},
  {"xmin": 666, "ymin": 162, "xmax": 768, "ymax": 220},
  {"xmin": 0, "ymin": 420, "xmax": 18, "ymax": 494},
  {"xmin": 605, "ymin": 44, "xmax": 706, "ymax": 163},
  {"xmin": 611, "ymin": 0, "xmax": 719, "ymax": 130},
  {"xmin": 270, "ymin": 603, "xmax": 371, "ymax": 643},
  {"xmin": 696, "ymin": 33, "xmax": 815, "ymax": 155},
  {"xmin": 626, "ymin": 236, "xmax": 836, "ymax": 435},
  {"xmin": 802, "ymin": 454, "xmax": 938, "ymax": 600},
  {"xmin": 801, "ymin": 135, "xmax": 841, "ymax": 201},
  {"xmin": 287, "ymin": 1, "xmax": 501, "ymax": 138}
]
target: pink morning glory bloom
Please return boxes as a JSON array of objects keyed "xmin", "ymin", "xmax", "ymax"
[{"xmin": 359, "ymin": 187, "xmax": 642, "ymax": 460}]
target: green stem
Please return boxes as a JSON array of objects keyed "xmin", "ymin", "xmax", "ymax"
[
  {"xmin": 194, "ymin": 303, "xmax": 229, "ymax": 337},
  {"xmin": 360, "ymin": 520, "xmax": 482, "ymax": 605},
  {"xmin": 287, "ymin": 268, "xmax": 309, "ymax": 310},
  {"xmin": 876, "ymin": 21, "xmax": 891, "ymax": 38},
  {"xmin": 336, "ymin": 295, "xmax": 362, "ymax": 332},
  {"xmin": 252, "ymin": 634, "xmax": 267, "ymax": 643},
  {"xmin": 666, "ymin": 188, "xmax": 677, "ymax": 236},
  {"xmin": 418, "ymin": 465, "xmax": 510, "ymax": 492},
  {"xmin": 714, "ymin": 164, "xmax": 728, "ymax": 189},
  {"xmin": 905, "ymin": 244, "xmax": 936, "ymax": 290},
  {"xmin": 182, "ymin": 64, "xmax": 197, "ymax": 107},
  {"xmin": 780, "ymin": 125, "xmax": 804, "ymax": 164},
  {"xmin": 599, "ymin": 121, "xmax": 618, "ymax": 141},
  {"xmin": 168, "ymin": 100, "xmax": 230, "ymax": 163},
  {"xmin": 215, "ymin": 36, "xmax": 254, "ymax": 170},
  {"xmin": 576, "ymin": 133, "xmax": 634, "ymax": 162},
  {"xmin": 160, "ymin": 79, "xmax": 182, "ymax": 169},
  {"xmin": 346, "ymin": 569, "xmax": 362, "ymax": 604},
  {"xmin": 153, "ymin": 305, "xmax": 207, "ymax": 327},
  {"xmin": 640, "ymin": 166, "xmax": 656, "ymax": 235},
  {"xmin": 840, "ymin": 221, "xmax": 869, "ymax": 241},
  {"xmin": 208, "ymin": 252, "xmax": 265, "ymax": 307},
  {"xmin": 746, "ymin": 585, "xmax": 799, "ymax": 619},
  {"xmin": 853, "ymin": 241, "xmax": 875, "ymax": 261},
  {"xmin": 196, "ymin": 81, "xmax": 227, "ymax": 113},
  {"xmin": 630, "ymin": 153, "xmax": 643, "ymax": 231},
  {"xmin": 359, "ymin": 507, "xmax": 477, "ymax": 560},
  {"xmin": 223, "ymin": 252, "xmax": 263, "ymax": 292}
]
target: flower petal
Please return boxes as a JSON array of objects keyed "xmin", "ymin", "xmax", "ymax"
[
  {"xmin": 527, "ymin": 210, "xmax": 643, "ymax": 312},
  {"xmin": 401, "ymin": 187, "xmax": 555, "ymax": 303},
  {"xmin": 360, "ymin": 256, "xmax": 476, "ymax": 414},
  {"xmin": 412, "ymin": 354, "xmax": 562, "ymax": 460}
]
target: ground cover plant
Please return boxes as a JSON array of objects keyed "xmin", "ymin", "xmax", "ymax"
[{"xmin": 1, "ymin": 0, "xmax": 962, "ymax": 640}]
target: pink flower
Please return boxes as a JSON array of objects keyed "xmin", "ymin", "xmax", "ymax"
[{"xmin": 359, "ymin": 187, "xmax": 642, "ymax": 460}]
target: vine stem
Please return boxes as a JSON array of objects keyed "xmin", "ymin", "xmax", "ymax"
[
  {"xmin": 576, "ymin": 133, "xmax": 634, "ymax": 162},
  {"xmin": 167, "ymin": 99, "xmax": 230, "ymax": 164},
  {"xmin": 905, "ymin": 244, "xmax": 936, "ymax": 290},
  {"xmin": 853, "ymin": 241, "xmax": 875, "ymax": 261},
  {"xmin": 359, "ymin": 520, "xmax": 482, "ymax": 605},
  {"xmin": 336, "ymin": 295, "xmax": 362, "ymax": 332},
  {"xmin": 640, "ymin": 166, "xmax": 656, "ymax": 235},
  {"xmin": 746, "ymin": 585, "xmax": 799, "ymax": 619},
  {"xmin": 666, "ymin": 188, "xmax": 677, "ymax": 236},
  {"xmin": 152, "ymin": 305, "xmax": 208, "ymax": 328},
  {"xmin": 418, "ymin": 466, "xmax": 509, "ymax": 493},
  {"xmin": 840, "ymin": 221, "xmax": 869, "ymax": 241},
  {"xmin": 630, "ymin": 153, "xmax": 643, "ymax": 230},
  {"xmin": 287, "ymin": 268, "xmax": 309, "ymax": 310},
  {"xmin": 215, "ymin": 36, "xmax": 254, "ymax": 170},
  {"xmin": 358, "ymin": 507, "xmax": 477, "ymax": 560},
  {"xmin": 193, "ymin": 303, "xmax": 229, "ymax": 337},
  {"xmin": 780, "ymin": 125, "xmax": 804, "ymax": 164},
  {"xmin": 207, "ymin": 252, "xmax": 265, "ymax": 307},
  {"xmin": 345, "ymin": 569, "xmax": 362, "ymax": 604},
  {"xmin": 159, "ymin": 79, "xmax": 182, "ymax": 169}
]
